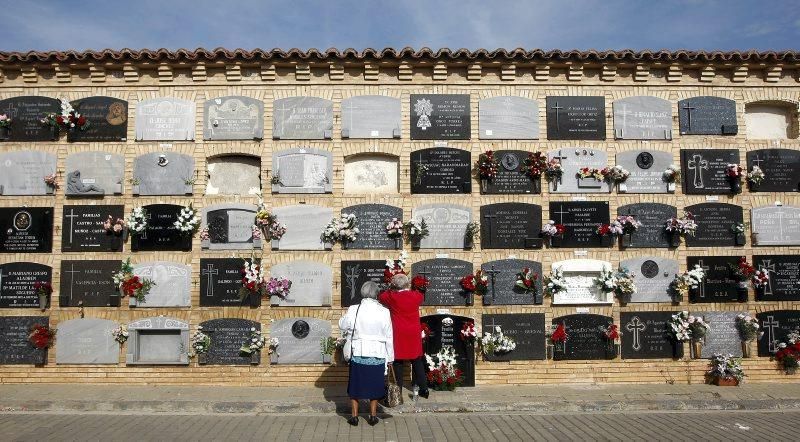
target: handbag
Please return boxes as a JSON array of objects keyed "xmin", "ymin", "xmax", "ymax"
[
  {"xmin": 342, "ymin": 304, "xmax": 361, "ymax": 363},
  {"xmin": 384, "ymin": 364, "xmax": 402, "ymax": 408}
]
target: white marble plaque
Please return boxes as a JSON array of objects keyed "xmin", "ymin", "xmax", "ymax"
[
  {"xmin": 551, "ymin": 259, "xmax": 613, "ymax": 305},
  {"xmin": 135, "ymin": 97, "xmax": 195, "ymax": 141},
  {"xmin": 269, "ymin": 260, "xmax": 332, "ymax": 306},
  {"xmin": 0, "ymin": 151, "xmax": 57, "ymax": 196},
  {"xmin": 271, "ymin": 205, "xmax": 333, "ymax": 251},
  {"xmin": 130, "ymin": 262, "xmax": 191, "ymax": 307},
  {"xmin": 413, "ymin": 203, "xmax": 472, "ymax": 249},
  {"xmin": 343, "ymin": 154, "xmax": 399, "ymax": 194}
]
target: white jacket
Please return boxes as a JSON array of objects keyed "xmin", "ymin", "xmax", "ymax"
[{"xmin": 339, "ymin": 298, "xmax": 394, "ymax": 362}]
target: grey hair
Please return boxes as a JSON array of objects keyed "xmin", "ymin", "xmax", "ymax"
[
  {"xmin": 390, "ymin": 274, "xmax": 410, "ymax": 290},
  {"xmin": 360, "ymin": 281, "xmax": 380, "ymax": 299}
]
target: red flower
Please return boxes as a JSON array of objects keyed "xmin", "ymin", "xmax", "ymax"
[
  {"xmin": 77, "ymin": 115, "xmax": 87, "ymax": 126},
  {"xmin": 555, "ymin": 224, "xmax": 566, "ymax": 234},
  {"xmin": 605, "ymin": 324, "xmax": 620, "ymax": 341},
  {"xmin": 460, "ymin": 274, "xmax": 477, "ymax": 292},
  {"xmin": 28, "ymin": 325, "xmax": 55, "ymax": 349},
  {"xmin": 551, "ymin": 323, "xmax": 568, "ymax": 344},
  {"xmin": 597, "ymin": 224, "xmax": 611, "ymax": 236},
  {"xmin": 121, "ymin": 276, "xmax": 143, "ymax": 297},
  {"xmin": 411, "ymin": 275, "xmax": 429, "ymax": 292}
]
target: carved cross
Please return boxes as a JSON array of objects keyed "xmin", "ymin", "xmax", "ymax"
[
  {"xmin": 484, "ymin": 265, "xmax": 502, "ymax": 304},
  {"xmin": 551, "ymin": 101, "xmax": 564, "ymax": 131},
  {"xmin": 763, "ymin": 315, "xmax": 780, "ymax": 353},
  {"xmin": 201, "ymin": 264, "xmax": 218, "ymax": 297},
  {"xmin": 682, "ymin": 102, "xmax": 696, "ymax": 130},
  {"xmin": 759, "ymin": 260, "xmax": 777, "ymax": 296},
  {"xmin": 552, "ymin": 150, "xmax": 569, "ymax": 186},
  {"xmin": 687, "ymin": 154, "xmax": 709, "ymax": 189},
  {"xmin": 751, "ymin": 155, "xmax": 764, "ymax": 170},
  {"xmin": 626, "ymin": 316, "xmax": 647, "ymax": 351},
  {"xmin": 553, "ymin": 205, "xmax": 570, "ymax": 226},
  {"xmin": 64, "ymin": 263, "xmax": 81, "ymax": 304},
  {"xmin": 697, "ymin": 259, "xmax": 710, "ymax": 299},
  {"xmin": 344, "ymin": 264, "xmax": 361, "ymax": 301},
  {"xmin": 64, "ymin": 208, "xmax": 79, "ymax": 244},
  {"xmin": 483, "ymin": 213, "xmax": 497, "ymax": 246}
]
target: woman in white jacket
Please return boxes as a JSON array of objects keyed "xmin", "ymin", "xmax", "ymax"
[{"xmin": 339, "ymin": 281, "xmax": 394, "ymax": 426}]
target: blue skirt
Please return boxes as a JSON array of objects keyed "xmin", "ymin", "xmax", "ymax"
[{"xmin": 347, "ymin": 358, "xmax": 386, "ymax": 400}]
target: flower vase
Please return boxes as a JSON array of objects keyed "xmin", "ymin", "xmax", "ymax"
[
  {"xmin": 323, "ymin": 241, "xmax": 333, "ymax": 251},
  {"xmin": 322, "ymin": 354, "xmax": 332, "ymax": 364},
  {"xmin": 735, "ymin": 233, "xmax": 746, "ymax": 246},
  {"xmin": 601, "ymin": 235, "xmax": 613, "ymax": 248},
  {"xmin": 669, "ymin": 231, "xmax": 681, "ymax": 248},
  {"xmin": 411, "ymin": 238, "xmax": 421, "ymax": 250},
  {"xmin": 270, "ymin": 353, "xmax": 279, "ymax": 364},
  {"xmin": 787, "ymin": 366, "xmax": 798, "ymax": 375},
  {"xmin": 621, "ymin": 233, "xmax": 633, "ymax": 248},
  {"xmin": 552, "ymin": 180, "xmax": 558, "ymax": 192},
  {"xmin": 198, "ymin": 354, "xmax": 207, "ymax": 365},
  {"xmin": 713, "ymin": 376, "xmax": 739, "ymax": 387},
  {"xmin": 249, "ymin": 292, "xmax": 261, "ymax": 308},
  {"xmin": 618, "ymin": 182, "xmax": 627, "ymax": 193},
  {"xmin": 755, "ymin": 286, "xmax": 766, "ymax": 301},
  {"xmin": 0, "ymin": 126, "xmax": 9, "ymax": 140},
  {"xmin": 731, "ymin": 180, "xmax": 742, "ymax": 194},
  {"xmin": 741, "ymin": 341, "xmax": 751, "ymax": 358},
  {"xmin": 253, "ymin": 238, "xmax": 262, "ymax": 249},
  {"xmin": 691, "ymin": 340, "xmax": 703, "ymax": 359},
  {"xmin": 532, "ymin": 179, "xmax": 541, "ymax": 194},
  {"xmin": 342, "ymin": 241, "xmax": 349, "ymax": 250},
  {"xmin": 250, "ymin": 352, "xmax": 260, "ymax": 365},
  {"xmin": 480, "ymin": 178, "xmax": 489, "ymax": 194},
  {"xmin": 129, "ymin": 297, "xmax": 138, "ymax": 307},
  {"xmin": 393, "ymin": 237, "xmax": 402, "ymax": 250},
  {"xmin": 482, "ymin": 293, "xmax": 492, "ymax": 306},
  {"xmin": 689, "ymin": 286, "xmax": 700, "ymax": 303},
  {"xmin": 736, "ymin": 282, "xmax": 749, "ymax": 303},
  {"xmin": 38, "ymin": 293, "xmax": 48, "ymax": 311},
  {"xmin": 50, "ymin": 126, "xmax": 59, "ymax": 141},
  {"xmin": 464, "ymin": 236, "xmax": 474, "ymax": 250},
  {"xmin": 667, "ymin": 182, "xmax": 676, "ymax": 193},
  {"xmin": 45, "ymin": 185, "xmax": 54, "ymax": 195},
  {"xmin": 201, "ymin": 239, "xmax": 210, "ymax": 249}
]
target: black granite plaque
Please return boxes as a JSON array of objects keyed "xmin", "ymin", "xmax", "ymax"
[
  {"xmin": 0, "ymin": 96, "xmax": 60, "ymax": 142},
  {"xmin": 0, "ymin": 316, "xmax": 49, "ymax": 364},
  {"xmin": 552, "ymin": 314, "xmax": 614, "ymax": 360},
  {"xmin": 343, "ymin": 204, "xmax": 403, "ymax": 250},
  {"xmin": 0, "ymin": 262, "xmax": 52, "ymax": 308},
  {"xmin": 199, "ymin": 258, "xmax": 256, "ymax": 307},
  {"xmin": 411, "ymin": 148, "xmax": 472, "ymax": 194},
  {"xmin": 67, "ymin": 96, "xmax": 128, "ymax": 142},
  {"xmin": 678, "ymin": 96, "xmax": 737, "ymax": 135},
  {"xmin": 412, "ymin": 259, "xmax": 473, "ymax": 306},
  {"xmin": 684, "ymin": 203, "xmax": 743, "ymax": 248},
  {"xmin": 130, "ymin": 204, "xmax": 192, "ymax": 252},
  {"xmin": 410, "ymin": 94, "xmax": 470, "ymax": 140},
  {"xmin": 0, "ymin": 207, "xmax": 53, "ymax": 253},
  {"xmin": 480, "ymin": 203, "xmax": 542, "ymax": 250},
  {"xmin": 548, "ymin": 201, "xmax": 610, "ymax": 248},
  {"xmin": 480, "ymin": 150, "xmax": 539, "ymax": 194},
  {"xmin": 546, "ymin": 96, "xmax": 606, "ymax": 140},
  {"xmin": 686, "ymin": 256, "xmax": 739, "ymax": 303},
  {"xmin": 200, "ymin": 318, "xmax": 260, "ymax": 365},
  {"xmin": 341, "ymin": 260, "xmax": 388, "ymax": 307},
  {"xmin": 747, "ymin": 149, "xmax": 800, "ymax": 192},
  {"xmin": 421, "ymin": 314, "xmax": 475, "ymax": 387},
  {"xmin": 757, "ymin": 310, "xmax": 800, "ymax": 356},
  {"xmin": 482, "ymin": 313, "xmax": 546, "ymax": 361},
  {"xmin": 61, "ymin": 205, "xmax": 125, "ymax": 252},
  {"xmin": 620, "ymin": 311, "xmax": 683, "ymax": 359},
  {"xmin": 753, "ymin": 255, "xmax": 800, "ymax": 301},
  {"xmin": 58, "ymin": 260, "xmax": 121, "ymax": 307},
  {"xmin": 481, "ymin": 259, "xmax": 542, "ymax": 305},
  {"xmin": 680, "ymin": 149, "xmax": 740, "ymax": 195},
  {"xmin": 618, "ymin": 203, "xmax": 676, "ymax": 248}
]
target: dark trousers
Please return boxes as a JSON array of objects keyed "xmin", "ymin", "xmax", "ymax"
[{"xmin": 393, "ymin": 357, "xmax": 428, "ymax": 393}]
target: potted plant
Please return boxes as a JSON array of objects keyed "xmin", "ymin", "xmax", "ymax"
[
  {"xmin": 774, "ymin": 328, "xmax": 800, "ymax": 375},
  {"xmin": 459, "ymin": 270, "xmax": 486, "ymax": 307},
  {"xmin": 615, "ymin": 215, "xmax": 642, "ymax": 248},
  {"xmin": 544, "ymin": 158, "xmax": 563, "ymax": 191},
  {"xmin": 320, "ymin": 336, "xmax": 337, "ymax": 364},
  {"xmin": 112, "ymin": 258, "xmax": 156, "ymax": 306},
  {"xmin": 747, "ymin": 166, "xmax": 765, "ymax": 191},
  {"xmin": 480, "ymin": 325, "xmax": 516, "ymax": 358},
  {"xmin": 707, "ymin": 353, "xmax": 744, "ymax": 386},
  {"xmin": 604, "ymin": 165, "xmax": 630, "ymax": 193},
  {"xmin": 731, "ymin": 222, "xmax": 747, "ymax": 246},
  {"xmin": 385, "ymin": 218, "xmax": 404, "ymax": 250},
  {"xmin": 475, "ymin": 150, "xmax": 499, "ymax": 193},
  {"xmin": 464, "ymin": 221, "xmax": 479, "ymax": 249},
  {"xmin": 662, "ymin": 164, "xmax": 680, "ymax": 193},
  {"xmin": 425, "ymin": 346, "xmax": 464, "ymax": 391},
  {"xmin": 522, "ymin": 152, "xmax": 548, "ymax": 194},
  {"xmin": 729, "ymin": 257, "xmax": 754, "ymax": 302},
  {"xmin": 268, "ymin": 338, "xmax": 280, "ymax": 364},
  {"xmin": 602, "ymin": 324, "xmax": 622, "ymax": 357},
  {"xmin": 541, "ymin": 220, "xmax": 566, "ymax": 248},
  {"xmin": 239, "ymin": 327, "xmax": 266, "ymax": 365},
  {"xmin": 735, "ymin": 314, "xmax": 759, "ymax": 358},
  {"xmin": 726, "ymin": 164, "xmax": 744, "ymax": 194},
  {"xmin": 190, "ymin": 327, "xmax": 212, "ymax": 364},
  {"xmin": 0, "ymin": 113, "xmax": 11, "ymax": 139},
  {"xmin": 403, "ymin": 218, "xmax": 428, "ymax": 249}
]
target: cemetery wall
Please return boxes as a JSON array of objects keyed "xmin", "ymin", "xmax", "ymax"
[{"xmin": 0, "ymin": 49, "xmax": 799, "ymax": 385}]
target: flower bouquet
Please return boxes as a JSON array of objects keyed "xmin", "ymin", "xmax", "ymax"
[
  {"xmin": 726, "ymin": 163, "xmax": 744, "ymax": 193},
  {"xmin": 522, "ymin": 152, "xmax": 548, "ymax": 192},
  {"xmin": 425, "ymin": 346, "xmax": 464, "ymax": 391},
  {"xmin": 385, "ymin": 218, "xmax": 404, "ymax": 249},
  {"xmin": 56, "ymin": 98, "xmax": 90, "ymax": 131},
  {"xmin": 460, "ymin": 271, "xmax": 486, "ymax": 305},
  {"xmin": 421, "ymin": 322, "xmax": 432, "ymax": 342},
  {"xmin": 662, "ymin": 164, "xmax": 680, "ymax": 192},
  {"xmin": 688, "ymin": 314, "xmax": 710, "ymax": 358},
  {"xmin": 403, "ymin": 218, "xmax": 429, "ymax": 248},
  {"xmin": 747, "ymin": 165, "xmax": 765, "ymax": 189},
  {"xmin": 267, "ymin": 338, "xmax": 280, "ymax": 363},
  {"xmin": 541, "ymin": 220, "xmax": 566, "ymax": 247},
  {"xmin": 43, "ymin": 173, "xmax": 59, "ymax": 192},
  {"xmin": 29, "ymin": 324, "xmax": 56, "ymax": 350},
  {"xmin": 240, "ymin": 327, "xmax": 267, "ymax": 363},
  {"xmin": 173, "ymin": 205, "xmax": 200, "ymax": 238},
  {"xmin": 707, "ymin": 353, "xmax": 744, "ymax": 386},
  {"xmin": 515, "ymin": 267, "xmax": 539, "ymax": 292},
  {"xmin": 0, "ymin": 113, "xmax": 11, "ymax": 139},
  {"xmin": 752, "ymin": 268, "xmax": 770, "ymax": 299},
  {"xmin": 321, "ymin": 218, "xmax": 340, "ymax": 249},
  {"xmin": 667, "ymin": 311, "xmax": 692, "ymax": 342},
  {"xmin": 337, "ymin": 213, "xmax": 360, "ymax": 249},
  {"xmin": 577, "ymin": 167, "xmax": 606, "ymax": 182},
  {"xmin": 604, "ymin": 165, "xmax": 630, "ymax": 192},
  {"xmin": 543, "ymin": 268, "xmax": 568, "ymax": 298},
  {"xmin": 113, "ymin": 258, "xmax": 156, "ymax": 304},
  {"xmin": 112, "ymin": 325, "xmax": 128, "ymax": 345},
  {"xmin": 33, "ymin": 281, "xmax": 52, "ymax": 311},
  {"xmin": 602, "ymin": 324, "xmax": 622, "ymax": 355},
  {"xmin": 460, "ymin": 321, "xmax": 479, "ymax": 345},
  {"xmin": 464, "ymin": 221, "xmax": 479, "ymax": 249},
  {"xmin": 595, "ymin": 267, "xmax": 636, "ymax": 303},
  {"xmin": 596, "ymin": 223, "xmax": 619, "ymax": 247},
  {"xmin": 476, "ymin": 150, "xmax": 499, "ymax": 191},
  {"xmin": 383, "ymin": 251, "xmax": 409, "ymax": 283},
  {"xmin": 480, "ymin": 326, "xmax": 516, "ymax": 357},
  {"xmin": 190, "ymin": 327, "xmax": 211, "ymax": 359},
  {"xmin": 670, "ymin": 264, "xmax": 705, "ymax": 303},
  {"xmin": 730, "ymin": 222, "xmax": 747, "ymax": 246},
  {"xmin": 729, "ymin": 257, "xmax": 754, "ymax": 301},
  {"xmin": 545, "ymin": 158, "xmax": 563, "ymax": 190},
  {"xmin": 126, "ymin": 207, "xmax": 149, "ymax": 237},
  {"xmin": 775, "ymin": 328, "xmax": 800, "ymax": 374},
  {"xmin": 735, "ymin": 314, "xmax": 760, "ymax": 357},
  {"xmin": 238, "ymin": 260, "xmax": 267, "ymax": 306},
  {"xmin": 103, "ymin": 215, "xmax": 125, "ymax": 236},
  {"xmin": 615, "ymin": 215, "xmax": 642, "ymax": 247},
  {"xmin": 411, "ymin": 275, "xmax": 430, "ymax": 293},
  {"xmin": 549, "ymin": 322, "xmax": 568, "ymax": 356},
  {"xmin": 664, "ymin": 211, "xmax": 697, "ymax": 246}
]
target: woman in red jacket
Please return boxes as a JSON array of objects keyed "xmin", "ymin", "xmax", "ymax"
[{"xmin": 378, "ymin": 273, "xmax": 429, "ymax": 400}]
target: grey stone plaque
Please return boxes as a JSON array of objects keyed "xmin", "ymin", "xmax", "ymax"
[
  {"xmin": 413, "ymin": 203, "xmax": 472, "ymax": 249},
  {"xmin": 679, "ymin": 96, "xmax": 738, "ymax": 136},
  {"xmin": 203, "ymin": 95, "xmax": 263, "ymax": 140},
  {"xmin": 132, "ymin": 152, "xmax": 194, "ymax": 196},
  {"xmin": 481, "ymin": 259, "xmax": 542, "ymax": 305},
  {"xmin": 700, "ymin": 311, "xmax": 745, "ymax": 358},
  {"xmin": 547, "ymin": 148, "xmax": 609, "ymax": 193},
  {"xmin": 615, "ymin": 150, "xmax": 673, "ymax": 193},
  {"xmin": 129, "ymin": 262, "xmax": 191, "ymax": 308},
  {"xmin": 751, "ymin": 205, "xmax": 800, "ymax": 246},
  {"xmin": 620, "ymin": 257, "xmax": 678, "ymax": 303},
  {"xmin": 269, "ymin": 260, "xmax": 332, "ymax": 307},
  {"xmin": 55, "ymin": 318, "xmax": 119, "ymax": 365},
  {"xmin": 479, "ymin": 96, "xmax": 539, "ymax": 140},
  {"xmin": 0, "ymin": 316, "xmax": 49, "ymax": 364},
  {"xmin": 613, "ymin": 96, "xmax": 672, "ymax": 140},
  {"xmin": 126, "ymin": 316, "xmax": 189, "ymax": 365},
  {"xmin": 206, "ymin": 155, "xmax": 261, "ymax": 196},
  {"xmin": 64, "ymin": 151, "xmax": 125, "ymax": 196},
  {"xmin": 135, "ymin": 97, "xmax": 196, "ymax": 141},
  {"xmin": 272, "ymin": 148, "xmax": 332, "ymax": 194},
  {"xmin": 342, "ymin": 204, "xmax": 403, "ymax": 250},
  {"xmin": 201, "ymin": 203, "xmax": 258, "ymax": 250},
  {"xmin": 0, "ymin": 150, "xmax": 57, "ymax": 196},
  {"xmin": 341, "ymin": 95, "xmax": 401, "ymax": 139},
  {"xmin": 271, "ymin": 205, "xmax": 333, "ymax": 251},
  {"xmin": 618, "ymin": 203, "xmax": 676, "ymax": 248},
  {"xmin": 199, "ymin": 318, "xmax": 261, "ymax": 365},
  {"xmin": 272, "ymin": 97, "xmax": 333, "ymax": 140},
  {"xmin": 270, "ymin": 318, "xmax": 331, "ymax": 364}
]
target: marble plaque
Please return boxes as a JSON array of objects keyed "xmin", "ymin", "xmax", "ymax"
[
  {"xmin": 342, "ymin": 204, "xmax": 402, "ymax": 250},
  {"xmin": 199, "ymin": 319, "xmax": 261, "ymax": 365},
  {"xmin": 479, "ymin": 96, "xmax": 539, "ymax": 139},
  {"xmin": 61, "ymin": 205, "xmax": 125, "ymax": 252},
  {"xmin": 199, "ymin": 258, "xmax": 253, "ymax": 307},
  {"xmin": 270, "ymin": 318, "xmax": 331, "ymax": 364},
  {"xmin": 126, "ymin": 316, "xmax": 189, "ymax": 365},
  {"xmin": 410, "ymin": 94, "xmax": 470, "ymax": 140},
  {"xmin": 413, "ymin": 259, "xmax": 473, "ymax": 306},
  {"xmin": 548, "ymin": 201, "xmax": 610, "ymax": 248},
  {"xmin": 0, "ymin": 316, "xmax": 49, "ymax": 364},
  {"xmin": 686, "ymin": 256, "xmax": 740, "ymax": 303},
  {"xmin": 0, "ymin": 151, "xmax": 57, "ymax": 196},
  {"xmin": 341, "ymin": 260, "xmax": 388, "ymax": 307},
  {"xmin": 546, "ymin": 96, "xmax": 606, "ymax": 140},
  {"xmin": 206, "ymin": 155, "xmax": 261, "ymax": 196},
  {"xmin": 757, "ymin": 310, "xmax": 800, "ymax": 356},
  {"xmin": 0, "ymin": 207, "xmax": 53, "ymax": 253},
  {"xmin": 269, "ymin": 260, "xmax": 332, "ymax": 306},
  {"xmin": 203, "ymin": 96, "xmax": 263, "ymax": 140},
  {"xmin": 751, "ymin": 206, "xmax": 800, "ymax": 246},
  {"xmin": 617, "ymin": 203, "xmax": 676, "ymax": 248},
  {"xmin": 413, "ymin": 203, "xmax": 472, "ymax": 249},
  {"xmin": 620, "ymin": 311, "xmax": 682, "ymax": 359},
  {"xmin": 613, "ymin": 96, "xmax": 672, "ymax": 140},
  {"xmin": 58, "ymin": 260, "xmax": 121, "ymax": 307},
  {"xmin": 271, "ymin": 205, "xmax": 333, "ymax": 251},
  {"xmin": 480, "ymin": 259, "xmax": 542, "ymax": 305},
  {"xmin": 55, "ymin": 318, "xmax": 119, "ymax": 364},
  {"xmin": 700, "ymin": 311, "xmax": 745, "ymax": 358},
  {"xmin": 64, "ymin": 151, "xmax": 125, "ymax": 196},
  {"xmin": 480, "ymin": 150, "xmax": 539, "ymax": 194},
  {"xmin": 135, "ymin": 97, "xmax": 195, "ymax": 141},
  {"xmin": 130, "ymin": 204, "xmax": 192, "ymax": 252},
  {"xmin": 129, "ymin": 261, "xmax": 191, "ymax": 307},
  {"xmin": 620, "ymin": 257, "xmax": 678, "ymax": 303},
  {"xmin": 421, "ymin": 314, "xmax": 476, "ymax": 386},
  {"xmin": 272, "ymin": 97, "xmax": 333, "ymax": 140},
  {"xmin": 341, "ymin": 95, "xmax": 401, "ymax": 139},
  {"xmin": 201, "ymin": 203, "xmax": 257, "ymax": 250},
  {"xmin": 410, "ymin": 147, "xmax": 472, "ymax": 194},
  {"xmin": 615, "ymin": 150, "xmax": 673, "ymax": 193},
  {"xmin": 552, "ymin": 314, "xmax": 615, "ymax": 360},
  {"xmin": 133, "ymin": 152, "xmax": 194, "ymax": 196},
  {"xmin": 482, "ymin": 314, "xmax": 546, "ymax": 361},
  {"xmin": 343, "ymin": 154, "xmax": 399, "ymax": 194},
  {"xmin": 753, "ymin": 255, "xmax": 800, "ymax": 301},
  {"xmin": 551, "ymin": 259, "xmax": 613, "ymax": 305},
  {"xmin": 547, "ymin": 148, "xmax": 609, "ymax": 193},
  {"xmin": 0, "ymin": 262, "xmax": 52, "ymax": 308},
  {"xmin": 272, "ymin": 148, "xmax": 332, "ymax": 194},
  {"xmin": 684, "ymin": 203, "xmax": 744, "ymax": 248},
  {"xmin": 681, "ymin": 149, "xmax": 740, "ymax": 195},
  {"xmin": 480, "ymin": 203, "xmax": 542, "ymax": 249},
  {"xmin": 678, "ymin": 96, "xmax": 737, "ymax": 135},
  {"xmin": 0, "ymin": 96, "xmax": 60, "ymax": 142},
  {"xmin": 68, "ymin": 96, "xmax": 128, "ymax": 142},
  {"xmin": 746, "ymin": 149, "xmax": 800, "ymax": 192}
]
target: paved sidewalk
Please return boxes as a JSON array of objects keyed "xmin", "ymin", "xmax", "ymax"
[{"xmin": 2, "ymin": 383, "xmax": 800, "ymax": 415}]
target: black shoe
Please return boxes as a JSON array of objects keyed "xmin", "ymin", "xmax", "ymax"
[
  {"xmin": 419, "ymin": 389, "xmax": 430, "ymax": 399},
  {"xmin": 367, "ymin": 415, "xmax": 380, "ymax": 426},
  {"xmin": 347, "ymin": 416, "xmax": 359, "ymax": 426}
]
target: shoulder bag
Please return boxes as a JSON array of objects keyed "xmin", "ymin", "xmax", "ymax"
[{"xmin": 342, "ymin": 304, "xmax": 360, "ymax": 363}]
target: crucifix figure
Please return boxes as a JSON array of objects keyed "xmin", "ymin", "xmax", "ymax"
[
  {"xmin": 344, "ymin": 264, "xmax": 361, "ymax": 301},
  {"xmin": 552, "ymin": 150, "xmax": 569, "ymax": 189},
  {"xmin": 626, "ymin": 316, "xmax": 647, "ymax": 352},
  {"xmin": 484, "ymin": 265, "xmax": 501, "ymax": 304},
  {"xmin": 64, "ymin": 263, "xmax": 81, "ymax": 304},
  {"xmin": 482, "ymin": 213, "xmax": 497, "ymax": 247},
  {"xmin": 696, "ymin": 259, "xmax": 710, "ymax": 299},
  {"xmin": 551, "ymin": 101, "xmax": 564, "ymax": 131},
  {"xmin": 687, "ymin": 154, "xmax": 709, "ymax": 189},
  {"xmin": 759, "ymin": 260, "xmax": 777, "ymax": 296},
  {"xmin": 764, "ymin": 315, "xmax": 780, "ymax": 353},
  {"xmin": 682, "ymin": 102, "xmax": 696, "ymax": 131},
  {"xmin": 64, "ymin": 209, "xmax": 79, "ymax": 244},
  {"xmin": 201, "ymin": 264, "xmax": 218, "ymax": 297}
]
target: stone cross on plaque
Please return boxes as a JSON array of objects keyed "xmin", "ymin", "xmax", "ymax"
[
  {"xmin": 64, "ymin": 209, "xmax": 79, "ymax": 244},
  {"xmin": 344, "ymin": 264, "xmax": 361, "ymax": 303},
  {"xmin": 553, "ymin": 204, "xmax": 570, "ymax": 226},
  {"xmin": 484, "ymin": 265, "xmax": 501, "ymax": 303},
  {"xmin": 202, "ymin": 264, "xmax": 218, "ymax": 297},
  {"xmin": 63, "ymin": 263, "xmax": 81, "ymax": 302},
  {"xmin": 751, "ymin": 154, "xmax": 765, "ymax": 170},
  {"xmin": 625, "ymin": 316, "xmax": 647, "ymax": 351},
  {"xmin": 552, "ymin": 150, "xmax": 569, "ymax": 187},
  {"xmin": 139, "ymin": 212, "xmax": 153, "ymax": 240},
  {"xmin": 682, "ymin": 102, "xmax": 696, "ymax": 130},
  {"xmin": 484, "ymin": 316, "xmax": 501, "ymax": 334},
  {"xmin": 483, "ymin": 213, "xmax": 497, "ymax": 239},
  {"xmin": 696, "ymin": 259, "xmax": 711, "ymax": 299},
  {"xmin": 687, "ymin": 154, "xmax": 709, "ymax": 189},
  {"xmin": 763, "ymin": 315, "xmax": 780, "ymax": 353},
  {"xmin": 759, "ymin": 260, "xmax": 777, "ymax": 296},
  {"xmin": 550, "ymin": 101, "xmax": 564, "ymax": 130}
]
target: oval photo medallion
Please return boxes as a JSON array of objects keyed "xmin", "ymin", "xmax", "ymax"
[
  {"xmin": 636, "ymin": 152, "xmax": 654, "ymax": 169},
  {"xmin": 13, "ymin": 211, "xmax": 32, "ymax": 231},
  {"xmin": 291, "ymin": 320, "xmax": 310, "ymax": 339},
  {"xmin": 501, "ymin": 153, "xmax": 520, "ymax": 171},
  {"xmin": 641, "ymin": 260, "xmax": 660, "ymax": 278}
]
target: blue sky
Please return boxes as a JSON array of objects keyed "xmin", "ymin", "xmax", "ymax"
[{"xmin": 2, "ymin": 0, "xmax": 799, "ymax": 52}]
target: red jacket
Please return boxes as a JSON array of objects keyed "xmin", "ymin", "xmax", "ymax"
[{"xmin": 378, "ymin": 289, "xmax": 424, "ymax": 360}]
